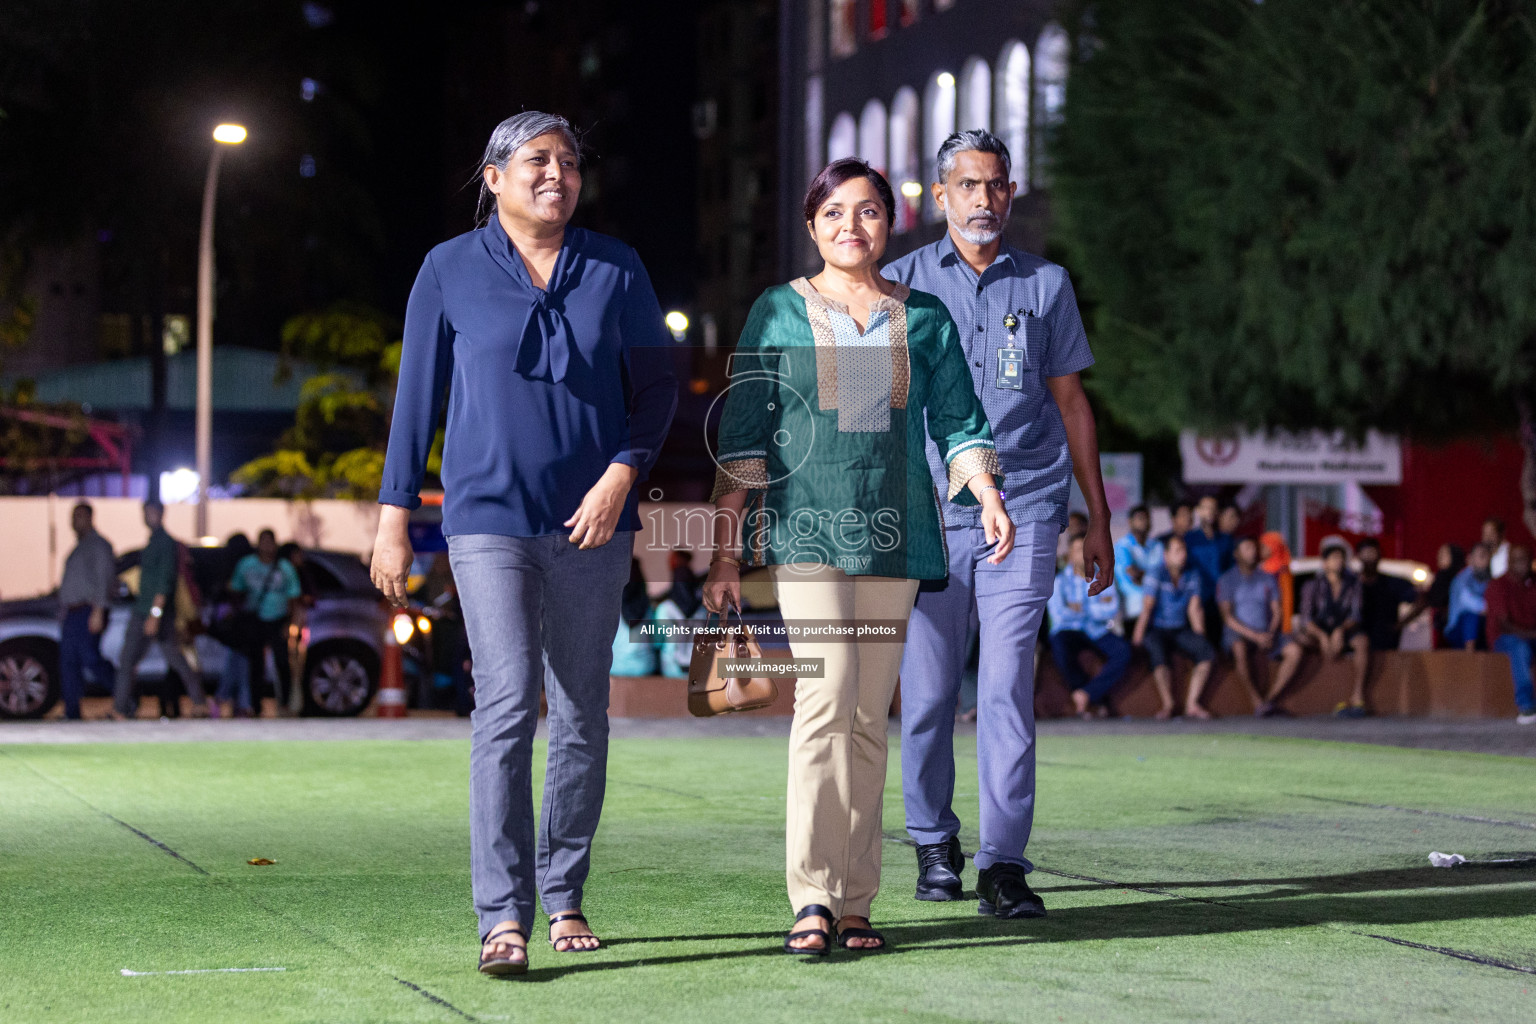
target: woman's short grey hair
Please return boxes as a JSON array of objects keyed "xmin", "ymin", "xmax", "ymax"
[
  {"xmin": 471, "ymin": 111, "xmax": 583, "ymax": 226},
  {"xmin": 935, "ymin": 129, "xmax": 1012, "ymax": 183}
]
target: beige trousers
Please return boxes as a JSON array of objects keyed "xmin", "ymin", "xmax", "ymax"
[{"xmin": 769, "ymin": 563, "xmax": 920, "ymax": 920}]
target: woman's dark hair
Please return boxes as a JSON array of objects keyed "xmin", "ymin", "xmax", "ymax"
[{"xmin": 803, "ymin": 158, "xmax": 896, "ymax": 226}]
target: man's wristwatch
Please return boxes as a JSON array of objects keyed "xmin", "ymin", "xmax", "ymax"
[{"xmin": 149, "ymin": 606, "xmax": 164, "ymax": 618}]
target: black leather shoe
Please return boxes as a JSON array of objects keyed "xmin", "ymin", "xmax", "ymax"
[
  {"xmin": 976, "ymin": 863, "xmax": 1047, "ymax": 919},
  {"xmin": 914, "ymin": 835, "xmax": 965, "ymax": 901}
]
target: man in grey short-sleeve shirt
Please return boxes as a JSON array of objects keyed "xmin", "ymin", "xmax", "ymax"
[{"xmin": 883, "ymin": 129, "xmax": 1115, "ymax": 919}]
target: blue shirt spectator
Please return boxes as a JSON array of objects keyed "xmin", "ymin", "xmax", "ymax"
[
  {"xmin": 1114, "ymin": 530, "xmax": 1162, "ymax": 619},
  {"xmin": 1049, "ymin": 565, "xmax": 1121, "ymax": 639},
  {"xmin": 1447, "ymin": 565, "xmax": 1490, "ymax": 624},
  {"xmin": 1145, "ymin": 564, "xmax": 1203, "ymax": 631},
  {"xmin": 230, "ymin": 554, "xmax": 302, "ymax": 622},
  {"xmin": 1184, "ymin": 527, "xmax": 1234, "ymax": 603},
  {"xmin": 1217, "ymin": 565, "xmax": 1281, "ymax": 634}
]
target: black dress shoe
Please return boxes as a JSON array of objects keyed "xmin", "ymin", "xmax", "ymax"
[
  {"xmin": 976, "ymin": 863, "xmax": 1047, "ymax": 919},
  {"xmin": 914, "ymin": 835, "xmax": 965, "ymax": 901}
]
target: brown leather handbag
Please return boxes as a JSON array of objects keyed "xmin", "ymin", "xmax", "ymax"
[{"xmin": 687, "ymin": 606, "xmax": 778, "ymax": 716}]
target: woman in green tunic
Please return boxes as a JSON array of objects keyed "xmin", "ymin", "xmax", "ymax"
[{"xmin": 702, "ymin": 159, "xmax": 1014, "ymax": 955}]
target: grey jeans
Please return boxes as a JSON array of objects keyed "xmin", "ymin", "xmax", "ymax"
[
  {"xmin": 114, "ymin": 613, "xmax": 208, "ymax": 715},
  {"xmin": 448, "ymin": 531, "xmax": 633, "ymax": 939}
]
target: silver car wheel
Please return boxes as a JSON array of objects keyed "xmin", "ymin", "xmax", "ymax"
[
  {"xmin": 309, "ymin": 654, "xmax": 373, "ymax": 714},
  {"xmin": 0, "ymin": 654, "xmax": 51, "ymax": 716}
]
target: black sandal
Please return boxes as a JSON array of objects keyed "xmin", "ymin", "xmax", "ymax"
[
  {"xmin": 548, "ymin": 911, "xmax": 600, "ymax": 953},
  {"xmin": 479, "ymin": 923, "xmax": 528, "ymax": 976},
  {"xmin": 783, "ymin": 904, "xmax": 835, "ymax": 955},
  {"xmin": 835, "ymin": 917, "xmax": 888, "ymax": 951}
]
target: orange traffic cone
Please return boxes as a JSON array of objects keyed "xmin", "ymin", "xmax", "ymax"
[{"xmin": 376, "ymin": 614, "xmax": 409, "ymax": 718}]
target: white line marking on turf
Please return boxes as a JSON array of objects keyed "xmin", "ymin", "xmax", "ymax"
[{"xmin": 121, "ymin": 967, "xmax": 287, "ymax": 976}]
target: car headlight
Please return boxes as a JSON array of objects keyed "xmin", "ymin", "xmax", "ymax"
[
  {"xmin": 416, "ymin": 615, "xmax": 432, "ymax": 635},
  {"xmin": 392, "ymin": 613, "xmax": 415, "ymax": 645}
]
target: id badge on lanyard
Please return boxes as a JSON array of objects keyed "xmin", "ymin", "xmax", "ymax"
[{"xmin": 996, "ymin": 311, "xmax": 1038, "ymax": 391}]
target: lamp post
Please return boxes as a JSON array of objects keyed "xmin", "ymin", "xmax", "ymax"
[{"xmin": 195, "ymin": 122, "xmax": 246, "ymax": 539}]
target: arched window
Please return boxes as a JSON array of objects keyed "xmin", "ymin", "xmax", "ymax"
[
  {"xmin": 1034, "ymin": 23, "xmax": 1070, "ymax": 185},
  {"xmin": 995, "ymin": 40, "xmax": 1029, "ymax": 194},
  {"xmin": 858, "ymin": 99, "xmax": 888, "ymax": 176},
  {"xmin": 830, "ymin": 0, "xmax": 856, "ymax": 58},
  {"xmin": 805, "ymin": 76, "xmax": 824, "ymax": 187},
  {"xmin": 827, "ymin": 111, "xmax": 857, "ymax": 164},
  {"xmin": 959, "ymin": 57, "xmax": 991, "ymax": 132},
  {"xmin": 923, "ymin": 70, "xmax": 956, "ymax": 222},
  {"xmin": 889, "ymin": 86, "xmax": 921, "ymax": 232}
]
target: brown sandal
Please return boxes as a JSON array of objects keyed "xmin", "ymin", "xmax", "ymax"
[{"xmin": 479, "ymin": 922, "xmax": 528, "ymax": 976}]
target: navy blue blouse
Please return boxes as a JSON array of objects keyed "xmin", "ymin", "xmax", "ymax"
[{"xmin": 379, "ymin": 223, "xmax": 679, "ymax": 537}]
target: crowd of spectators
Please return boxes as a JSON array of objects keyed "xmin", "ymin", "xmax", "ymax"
[{"xmin": 1048, "ymin": 506, "xmax": 1536, "ymax": 725}]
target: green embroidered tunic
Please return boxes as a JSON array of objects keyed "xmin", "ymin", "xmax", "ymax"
[{"xmin": 711, "ymin": 278, "xmax": 1001, "ymax": 581}]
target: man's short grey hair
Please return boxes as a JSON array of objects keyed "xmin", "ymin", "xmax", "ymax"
[
  {"xmin": 472, "ymin": 111, "xmax": 583, "ymax": 226},
  {"xmin": 936, "ymin": 129, "xmax": 1012, "ymax": 183}
]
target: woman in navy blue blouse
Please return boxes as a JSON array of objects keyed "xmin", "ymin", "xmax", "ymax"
[{"xmin": 372, "ymin": 112, "xmax": 678, "ymax": 976}]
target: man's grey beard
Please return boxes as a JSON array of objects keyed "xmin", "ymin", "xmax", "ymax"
[{"xmin": 948, "ymin": 206, "xmax": 1009, "ymax": 245}]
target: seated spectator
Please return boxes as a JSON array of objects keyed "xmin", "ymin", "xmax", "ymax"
[
  {"xmin": 1265, "ymin": 542, "xmax": 1370, "ymax": 717},
  {"xmin": 1484, "ymin": 517, "xmax": 1510, "ymax": 578},
  {"xmin": 1260, "ymin": 531, "xmax": 1296, "ymax": 632},
  {"xmin": 1113, "ymin": 505, "xmax": 1163, "ymax": 622},
  {"xmin": 1444, "ymin": 544, "xmax": 1490, "ymax": 649},
  {"xmin": 1132, "ymin": 534, "xmax": 1216, "ymax": 720},
  {"xmin": 1217, "ymin": 536, "xmax": 1283, "ymax": 714},
  {"xmin": 1412, "ymin": 542, "xmax": 1465, "ymax": 642},
  {"xmin": 667, "ymin": 549, "xmax": 702, "ymax": 618},
  {"xmin": 1358, "ymin": 538, "xmax": 1416, "ymax": 653},
  {"xmin": 1058, "ymin": 511, "xmax": 1090, "ymax": 567},
  {"xmin": 612, "ymin": 558, "xmax": 660, "ymax": 677},
  {"xmin": 1049, "ymin": 534, "xmax": 1131, "ymax": 718},
  {"xmin": 1485, "ymin": 544, "xmax": 1536, "ymax": 725}
]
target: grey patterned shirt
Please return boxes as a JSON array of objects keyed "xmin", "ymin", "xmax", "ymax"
[
  {"xmin": 59, "ymin": 529, "xmax": 116, "ymax": 610},
  {"xmin": 883, "ymin": 234, "xmax": 1094, "ymax": 529}
]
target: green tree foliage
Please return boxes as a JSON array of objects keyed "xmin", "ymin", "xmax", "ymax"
[
  {"xmin": 232, "ymin": 305, "xmax": 403, "ymax": 499},
  {"xmin": 1050, "ymin": 0, "xmax": 1536, "ymax": 440}
]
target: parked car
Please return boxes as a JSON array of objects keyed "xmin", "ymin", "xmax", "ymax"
[{"xmin": 0, "ymin": 546, "xmax": 425, "ymax": 720}]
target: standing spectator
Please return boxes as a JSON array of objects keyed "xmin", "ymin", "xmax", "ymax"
[
  {"xmin": 1357, "ymin": 538, "xmax": 1416, "ymax": 654},
  {"xmin": 1266, "ymin": 542, "xmax": 1370, "ymax": 716},
  {"xmin": 1485, "ymin": 544, "xmax": 1536, "ymax": 724},
  {"xmin": 1157, "ymin": 503, "xmax": 1193, "ymax": 547},
  {"xmin": 214, "ymin": 533, "xmax": 256, "ymax": 717},
  {"xmin": 1185, "ymin": 495, "xmax": 1235, "ymax": 644},
  {"xmin": 1132, "ymin": 535, "xmax": 1216, "ymax": 720},
  {"xmin": 1260, "ymin": 531, "xmax": 1296, "ymax": 634},
  {"xmin": 1444, "ymin": 544, "xmax": 1491, "ymax": 649},
  {"xmin": 229, "ymin": 530, "xmax": 303, "ymax": 716},
  {"xmin": 1114, "ymin": 505, "xmax": 1162, "ymax": 621},
  {"xmin": 1217, "ymin": 504, "xmax": 1243, "ymax": 538},
  {"xmin": 1049, "ymin": 534, "xmax": 1131, "ymax": 717},
  {"xmin": 1218, "ymin": 536, "xmax": 1283, "ymax": 714},
  {"xmin": 58, "ymin": 502, "xmax": 117, "ymax": 721},
  {"xmin": 110, "ymin": 500, "xmax": 216, "ymax": 720},
  {"xmin": 1484, "ymin": 518, "xmax": 1510, "ymax": 578}
]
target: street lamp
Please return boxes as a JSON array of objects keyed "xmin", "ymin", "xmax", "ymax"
[
  {"xmin": 195, "ymin": 123, "xmax": 245, "ymax": 537},
  {"xmin": 664, "ymin": 310, "xmax": 689, "ymax": 341}
]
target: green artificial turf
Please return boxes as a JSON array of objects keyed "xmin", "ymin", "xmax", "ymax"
[{"xmin": 1, "ymin": 733, "xmax": 1533, "ymax": 1024}]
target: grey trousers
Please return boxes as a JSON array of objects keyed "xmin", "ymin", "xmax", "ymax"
[
  {"xmin": 448, "ymin": 531, "xmax": 633, "ymax": 939},
  {"xmin": 114, "ymin": 613, "xmax": 208, "ymax": 716},
  {"xmin": 898, "ymin": 521, "xmax": 1058, "ymax": 871}
]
